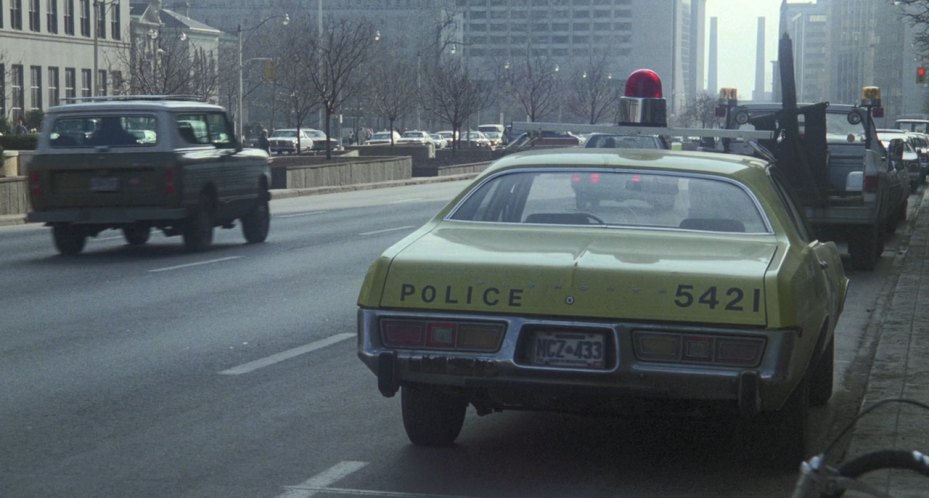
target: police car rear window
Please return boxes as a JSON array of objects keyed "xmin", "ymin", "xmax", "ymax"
[
  {"xmin": 48, "ymin": 115, "xmax": 158, "ymax": 147},
  {"xmin": 448, "ymin": 170, "xmax": 769, "ymax": 233}
]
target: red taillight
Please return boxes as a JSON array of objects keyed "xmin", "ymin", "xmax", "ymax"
[
  {"xmin": 863, "ymin": 175, "xmax": 879, "ymax": 193},
  {"xmin": 571, "ymin": 174, "xmax": 581, "ymax": 184},
  {"xmin": 624, "ymin": 69, "xmax": 663, "ymax": 98},
  {"xmin": 631, "ymin": 175, "xmax": 642, "ymax": 183},
  {"xmin": 589, "ymin": 173, "xmax": 601, "ymax": 184},
  {"xmin": 165, "ymin": 167, "xmax": 176, "ymax": 194},
  {"xmin": 380, "ymin": 319, "xmax": 504, "ymax": 352},
  {"xmin": 633, "ymin": 331, "xmax": 765, "ymax": 367},
  {"xmin": 29, "ymin": 172, "xmax": 42, "ymax": 198}
]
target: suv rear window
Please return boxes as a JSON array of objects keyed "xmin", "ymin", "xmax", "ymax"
[{"xmin": 49, "ymin": 115, "xmax": 158, "ymax": 147}]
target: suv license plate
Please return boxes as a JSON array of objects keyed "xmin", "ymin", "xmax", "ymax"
[
  {"xmin": 530, "ymin": 330, "xmax": 606, "ymax": 369},
  {"xmin": 90, "ymin": 177, "xmax": 119, "ymax": 192}
]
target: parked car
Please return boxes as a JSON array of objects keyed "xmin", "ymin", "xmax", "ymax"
[
  {"xmin": 269, "ymin": 128, "xmax": 316, "ymax": 154},
  {"xmin": 460, "ymin": 130, "xmax": 492, "ymax": 149},
  {"xmin": 27, "ymin": 97, "xmax": 271, "ymax": 255},
  {"xmin": 584, "ymin": 133, "xmax": 669, "ymax": 149},
  {"xmin": 505, "ymin": 130, "xmax": 582, "ymax": 150},
  {"xmin": 431, "ymin": 133, "xmax": 449, "ymax": 149},
  {"xmin": 878, "ymin": 129, "xmax": 922, "ymax": 190},
  {"xmin": 366, "ymin": 130, "xmax": 401, "ymax": 145},
  {"xmin": 397, "ymin": 130, "xmax": 434, "ymax": 146},
  {"xmin": 357, "ymin": 147, "xmax": 847, "ymax": 468},
  {"xmin": 482, "ymin": 131, "xmax": 505, "ymax": 149},
  {"xmin": 303, "ymin": 128, "xmax": 340, "ymax": 151}
]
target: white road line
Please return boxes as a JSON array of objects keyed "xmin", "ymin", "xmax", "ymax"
[
  {"xmin": 387, "ymin": 197, "xmax": 427, "ymax": 204},
  {"xmin": 219, "ymin": 333, "xmax": 354, "ymax": 375},
  {"xmin": 283, "ymin": 486, "xmax": 476, "ymax": 497},
  {"xmin": 277, "ymin": 211, "xmax": 329, "ymax": 218},
  {"xmin": 148, "ymin": 256, "xmax": 242, "ymax": 273},
  {"xmin": 90, "ymin": 235, "xmax": 124, "ymax": 243},
  {"xmin": 359, "ymin": 226, "xmax": 414, "ymax": 236},
  {"xmin": 278, "ymin": 461, "xmax": 368, "ymax": 498}
]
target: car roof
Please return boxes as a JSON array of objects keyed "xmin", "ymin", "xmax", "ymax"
[
  {"xmin": 47, "ymin": 98, "xmax": 225, "ymax": 114},
  {"xmin": 484, "ymin": 148, "xmax": 768, "ymax": 178}
]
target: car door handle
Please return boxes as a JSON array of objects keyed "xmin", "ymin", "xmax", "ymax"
[{"xmin": 819, "ymin": 261, "xmax": 829, "ymax": 270}]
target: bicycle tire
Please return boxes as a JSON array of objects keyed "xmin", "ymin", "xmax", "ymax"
[{"xmin": 837, "ymin": 449, "xmax": 929, "ymax": 479}]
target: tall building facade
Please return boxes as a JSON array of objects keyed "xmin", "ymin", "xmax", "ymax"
[
  {"xmin": 457, "ymin": 0, "xmax": 705, "ymax": 117},
  {"xmin": 777, "ymin": 1, "xmax": 828, "ymax": 104},
  {"xmin": 0, "ymin": 0, "xmax": 132, "ymax": 125}
]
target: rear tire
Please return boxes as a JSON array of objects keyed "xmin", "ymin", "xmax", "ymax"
[
  {"xmin": 183, "ymin": 195, "xmax": 214, "ymax": 252},
  {"xmin": 241, "ymin": 195, "xmax": 270, "ymax": 244},
  {"xmin": 401, "ymin": 386, "xmax": 467, "ymax": 446},
  {"xmin": 123, "ymin": 225, "xmax": 151, "ymax": 246},
  {"xmin": 848, "ymin": 225, "xmax": 880, "ymax": 270},
  {"xmin": 742, "ymin": 375, "xmax": 810, "ymax": 469},
  {"xmin": 52, "ymin": 224, "xmax": 86, "ymax": 255},
  {"xmin": 809, "ymin": 338, "xmax": 835, "ymax": 406}
]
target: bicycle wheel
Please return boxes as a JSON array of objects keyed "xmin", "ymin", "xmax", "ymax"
[{"xmin": 824, "ymin": 449, "xmax": 929, "ymax": 497}]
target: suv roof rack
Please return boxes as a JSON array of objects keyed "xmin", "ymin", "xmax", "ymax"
[{"xmin": 61, "ymin": 95, "xmax": 208, "ymax": 104}]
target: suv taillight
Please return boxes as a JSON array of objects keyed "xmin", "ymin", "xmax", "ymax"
[
  {"xmin": 165, "ymin": 167, "xmax": 176, "ymax": 194},
  {"xmin": 863, "ymin": 175, "xmax": 879, "ymax": 193},
  {"xmin": 29, "ymin": 172, "xmax": 42, "ymax": 198}
]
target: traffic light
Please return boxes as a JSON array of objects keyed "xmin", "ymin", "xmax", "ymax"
[{"xmin": 918, "ymin": 66, "xmax": 927, "ymax": 84}]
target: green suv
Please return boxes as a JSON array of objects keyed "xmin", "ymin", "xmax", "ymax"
[{"xmin": 27, "ymin": 96, "xmax": 271, "ymax": 255}]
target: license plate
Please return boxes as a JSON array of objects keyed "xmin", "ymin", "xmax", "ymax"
[
  {"xmin": 90, "ymin": 177, "xmax": 119, "ymax": 192},
  {"xmin": 530, "ymin": 330, "xmax": 607, "ymax": 369}
]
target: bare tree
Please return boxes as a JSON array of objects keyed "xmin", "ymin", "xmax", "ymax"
[
  {"xmin": 677, "ymin": 92, "xmax": 719, "ymax": 128},
  {"xmin": 895, "ymin": 1, "xmax": 929, "ymax": 55},
  {"xmin": 564, "ymin": 53, "xmax": 621, "ymax": 124},
  {"xmin": 424, "ymin": 57, "xmax": 492, "ymax": 149},
  {"xmin": 500, "ymin": 51, "xmax": 560, "ymax": 122},
  {"xmin": 124, "ymin": 31, "xmax": 217, "ymax": 100},
  {"xmin": 275, "ymin": 17, "xmax": 322, "ymax": 153},
  {"xmin": 305, "ymin": 17, "xmax": 379, "ymax": 159},
  {"xmin": 365, "ymin": 39, "xmax": 419, "ymax": 143}
]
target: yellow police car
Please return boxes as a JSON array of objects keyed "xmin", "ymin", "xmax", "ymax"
[{"xmin": 356, "ymin": 147, "xmax": 847, "ymax": 464}]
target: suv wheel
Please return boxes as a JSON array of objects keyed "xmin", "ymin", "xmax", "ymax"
[
  {"xmin": 52, "ymin": 224, "xmax": 86, "ymax": 255},
  {"xmin": 809, "ymin": 338, "xmax": 834, "ymax": 406},
  {"xmin": 183, "ymin": 195, "xmax": 214, "ymax": 252},
  {"xmin": 123, "ymin": 225, "xmax": 151, "ymax": 246},
  {"xmin": 848, "ymin": 225, "xmax": 880, "ymax": 270},
  {"xmin": 241, "ymin": 194, "xmax": 270, "ymax": 244}
]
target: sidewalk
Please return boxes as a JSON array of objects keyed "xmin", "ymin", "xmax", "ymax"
[{"xmin": 844, "ymin": 187, "xmax": 929, "ymax": 497}]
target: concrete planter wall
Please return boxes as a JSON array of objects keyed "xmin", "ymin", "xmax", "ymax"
[
  {"xmin": 2, "ymin": 151, "xmax": 19, "ymax": 177},
  {"xmin": 0, "ymin": 177, "xmax": 28, "ymax": 216},
  {"xmin": 270, "ymin": 156, "xmax": 412, "ymax": 189}
]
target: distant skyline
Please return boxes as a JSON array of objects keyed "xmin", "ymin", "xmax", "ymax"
[{"xmin": 705, "ymin": 0, "xmax": 786, "ymax": 98}]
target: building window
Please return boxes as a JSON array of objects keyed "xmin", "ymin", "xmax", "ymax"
[
  {"xmin": 46, "ymin": 0, "xmax": 56, "ymax": 32},
  {"xmin": 97, "ymin": 69, "xmax": 107, "ymax": 95},
  {"xmin": 81, "ymin": 68, "xmax": 91, "ymax": 97},
  {"xmin": 79, "ymin": 0, "xmax": 89, "ymax": 37},
  {"xmin": 95, "ymin": 0, "xmax": 104, "ymax": 38},
  {"xmin": 0, "ymin": 64, "xmax": 5, "ymax": 117},
  {"xmin": 30, "ymin": 65, "xmax": 42, "ymax": 110},
  {"xmin": 110, "ymin": 3, "xmax": 119, "ymax": 39},
  {"xmin": 0, "ymin": 1, "xmax": 4, "ymax": 29},
  {"xmin": 28, "ymin": 0, "xmax": 38, "ymax": 31},
  {"xmin": 11, "ymin": 0, "xmax": 23, "ymax": 30},
  {"xmin": 48, "ymin": 67, "xmax": 59, "ymax": 107},
  {"xmin": 11, "ymin": 64, "xmax": 25, "ymax": 120},
  {"xmin": 63, "ymin": 0, "xmax": 74, "ymax": 34},
  {"xmin": 111, "ymin": 70, "xmax": 123, "ymax": 94},
  {"xmin": 64, "ymin": 67, "xmax": 76, "ymax": 101}
]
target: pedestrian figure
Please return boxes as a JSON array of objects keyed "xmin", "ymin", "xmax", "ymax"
[
  {"xmin": 257, "ymin": 129, "xmax": 271, "ymax": 155},
  {"xmin": 14, "ymin": 119, "xmax": 28, "ymax": 135}
]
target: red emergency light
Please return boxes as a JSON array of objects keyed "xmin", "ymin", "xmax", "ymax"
[
  {"xmin": 624, "ymin": 69, "xmax": 663, "ymax": 98},
  {"xmin": 618, "ymin": 69, "xmax": 667, "ymax": 127}
]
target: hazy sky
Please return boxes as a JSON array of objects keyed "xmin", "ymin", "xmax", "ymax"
[{"xmin": 705, "ymin": 0, "xmax": 786, "ymax": 96}]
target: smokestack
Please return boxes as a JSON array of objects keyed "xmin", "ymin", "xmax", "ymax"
[
  {"xmin": 754, "ymin": 17, "xmax": 765, "ymax": 101},
  {"xmin": 708, "ymin": 17, "xmax": 718, "ymax": 95}
]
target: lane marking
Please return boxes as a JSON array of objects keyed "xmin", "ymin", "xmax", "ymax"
[
  {"xmin": 277, "ymin": 211, "xmax": 329, "ymax": 218},
  {"xmin": 90, "ymin": 235, "xmax": 125, "ymax": 243},
  {"xmin": 359, "ymin": 226, "xmax": 414, "ymax": 236},
  {"xmin": 278, "ymin": 461, "xmax": 368, "ymax": 498},
  {"xmin": 219, "ymin": 333, "xmax": 354, "ymax": 375},
  {"xmin": 387, "ymin": 197, "xmax": 427, "ymax": 204},
  {"xmin": 148, "ymin": 256, "xmax": 242, "ymax": 273},
  {"xmin": 283, "ymin": 486, "xmax": 476, "ymax": 497}
]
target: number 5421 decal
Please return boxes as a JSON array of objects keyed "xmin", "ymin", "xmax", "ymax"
[{"xmin": 674, "ymin": 284, "xmax": 762, "ymax": 312}]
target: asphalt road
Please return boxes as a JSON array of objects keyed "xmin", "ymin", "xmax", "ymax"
[{"xmin": 0, "ymin": 182, "xmax": 916, "ymax": 497}]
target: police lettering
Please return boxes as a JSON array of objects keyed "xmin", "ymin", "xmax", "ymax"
[{"xmin": 400, "ymin": 284, "xmax": 523, "ymax": 307}]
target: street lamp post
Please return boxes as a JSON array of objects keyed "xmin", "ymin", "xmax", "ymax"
[{"xmin": 237, "ymin": 14, "xmax": 289, "ymax": 143}]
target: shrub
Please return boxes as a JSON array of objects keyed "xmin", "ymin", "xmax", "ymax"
[{"xmin": 0, "ymin": 134, "xmax": 38, "ymax": 150}]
